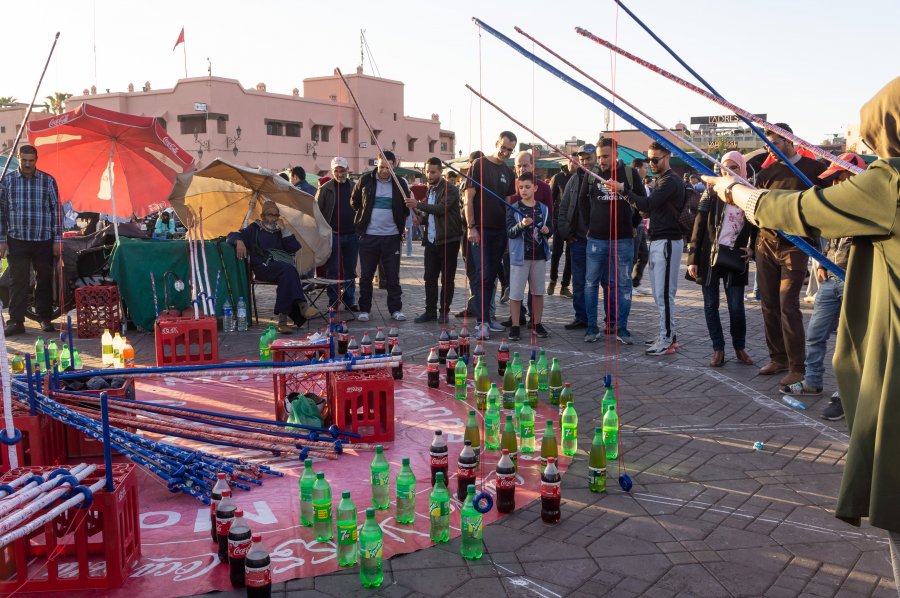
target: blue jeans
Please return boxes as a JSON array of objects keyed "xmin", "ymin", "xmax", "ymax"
[
  {"xmin": 804, "ymin": 278, "xmax": 843, "ymax": 388},
  {"xmin": 569, "ymin": 237, "xmax": 587, "ymax": 323},
  {"xmin": 701, "ymin": 273, "xmax": 746, "ymax": 351},
  {"xmin": 468, "ymin": 227, "xmax": 506, "ymax": 324},
  {"xmin": 326, "ymin": 233, "xmax": 358, "ymax": 306},
  {"xmin": 585, "ymin": 238, "xmax": 634, "ymax": 329}
]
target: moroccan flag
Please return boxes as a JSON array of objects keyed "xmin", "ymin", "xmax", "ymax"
[{"xmin": 173, "ymin": 28, "xmax": 185, "ymax": 51}]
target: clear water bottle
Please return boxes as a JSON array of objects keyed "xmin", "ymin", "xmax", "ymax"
[
  {"xmin": 222, "ymin": 298, "xmax": 234, "ymax": 332},
  {"xmin": 236, "ymin": 297, "xmax": 248, "ymax": 332}
]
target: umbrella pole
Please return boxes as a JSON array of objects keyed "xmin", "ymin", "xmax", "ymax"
[
  {"xmin": 198, "ymin": 208, "xmax": 216, "ymax": 315},
  {"xmin": 193, "ymin": 219, "xmax": 209, "ymax": 316},
  {"xmin": 242, "ymin": 190, "xmax": 260, "ymax": 230},
  {"xmin": 186, "ymin": 220, "xmax": 200, "ymax": 319},
  {"xmin": 107, "ymin": 143, "xmax": 119, "ymax": 239}
]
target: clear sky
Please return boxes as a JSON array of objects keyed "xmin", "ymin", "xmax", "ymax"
[{"xmin": 6, "ymin": 0, "xmax": 897, "ymax": 157}]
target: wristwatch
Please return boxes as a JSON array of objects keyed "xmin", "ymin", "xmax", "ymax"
[{"xmin": 724, "ymin": 181, "xmax": 741, "ymax": 202}]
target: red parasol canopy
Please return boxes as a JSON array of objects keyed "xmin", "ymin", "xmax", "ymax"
[{"xmin": 27, "ymin": 103, "xmax": 195, "ymax": 220}]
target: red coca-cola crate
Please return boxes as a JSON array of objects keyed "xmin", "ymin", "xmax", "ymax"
[
  {"xmin": 62, "ymin": 377, "xmax": 135, "ymax": 459},
  {"xmin": 328, "ymin": 368, "xmax": 395, "ymax": 443},
  {"xmin": 271, "ymin": 337, "xmax": 331, "ymax": 421},
  {"xmin": 0, "ymin": 463, "xmax": 141, "ymax": 593},
  {"xmin": 0, "ymin": 409, "xmax": 67, "ymax": 472},
  {"xmin": 155, "ymin": 315, "xmax": 218, "ymax": 366},
  {"xmin": 75, "ymin": 285, "xmax": 122, "ymax": 339}
]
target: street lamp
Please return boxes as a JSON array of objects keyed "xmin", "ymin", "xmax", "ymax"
[
  {"xmin": 226, "ymin": 125, "xmax": 242, "ymax": 156},
  {"xmin": 193, "ymin": 130, "xmax": 210, "ymax": 159}
]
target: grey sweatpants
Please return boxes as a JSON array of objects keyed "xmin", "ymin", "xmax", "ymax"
[{"xmin": 648, "ymin": 238, "xmax": 684, "ymax": 343}]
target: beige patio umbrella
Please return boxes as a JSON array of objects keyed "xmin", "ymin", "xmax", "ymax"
[{"xmin": 167, "ymin": 159, "xmax": 332, "ymax": 270}]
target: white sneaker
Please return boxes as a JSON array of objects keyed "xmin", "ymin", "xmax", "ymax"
[
  {"xmin": 358, "ymin": 312, "xmax": 370, "ymax": 322},
  {"xmin": 391, "ymin": 311, "xmax": 406, "ymax": 321},
  {"xmin": 476, "ymin": 323, "xmax": 490, "ymax": 340},
  {"xmin": 633, "ymin": 285, "xmax": 651, "ymax": 296}
]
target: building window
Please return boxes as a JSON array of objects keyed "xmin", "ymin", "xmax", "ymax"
[
  {"xmin": 179, "ymin": 115, "xmax": 206, "ymax": 135},
  {"xmin": 371, "ymin": 129, "xmax": 381, "ymax": 144},
  {"xmin": 157, "ymin": 118, "xmax": 167, "ymax": 131},
  {"xmin": 286, "ymin": 123, "xmax": 301, "ymax": 137},
  {"xmin": 266, "ymin": 121, "xmax": 284, "ymax": 136},
  {"xmin": 441, "ymin": 142, "xmax": 448, "ymax": 152},
  {"xmin": 311, "ymin": 126, "xmax": 319, "ymax": 141},
  {"xmin": 408, "ymin": 138, "xmax": 416, "ymax": 152},
  {"xmin": 429, "ymin": 140, "xmax": 437, "ymax": 153},
  {"xmin": 393, "ymin": 113, "xmax": 397, "ymax": 121},
  {"xmin": 341, "ymin": 127, "xmax": 351, "ymax": 144},
  {"xmin": 1, "ymin": 126, "xmax": 6, "ymax": 133},
  {"xmin": 320, "ymin": 125, "xmax": 331, "ymax": 143},
  {"xmin": 217, "ymin": 117, "xmax": 227, "ymax": 134}
]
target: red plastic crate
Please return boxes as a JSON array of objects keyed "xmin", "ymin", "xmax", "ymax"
[
  {"xmin": 75, "ymin": 286, "xmax": 122, "ymax": 339},
  {"xmin": 155, "ymin": 316, "xmax": 218, "ymax": 366},
  {"xmin": 271, "ymin": 338, "xmax": 330, "ymax": 421},
  {"xmin": 0, "ymin": 463, "xmax": 141, "ymax": 593},
  {"xmin": 329, "ymin": 368, "xmax": 395, "ymax": 443},
  {"xmin": 62, "ymin": 378, "xmax": 135, "ymax": 459},
  {"xmin": 0, "ymin": 409, "xmax": 67, "ymax": 472}
]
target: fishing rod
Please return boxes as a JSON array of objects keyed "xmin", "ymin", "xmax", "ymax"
[{"xmin": 440, "ymin": 161, "xmax": 527, "ymax": 219}]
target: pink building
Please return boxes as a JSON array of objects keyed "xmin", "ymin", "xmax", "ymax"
[{"xmin": 0, "ymin": 67, "xmax": 456, "ymax": 176}]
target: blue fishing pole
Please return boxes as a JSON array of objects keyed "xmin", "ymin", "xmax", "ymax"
[{"xmin": 441, "ymin": 161, "xmax": 526, "ymax": 218}]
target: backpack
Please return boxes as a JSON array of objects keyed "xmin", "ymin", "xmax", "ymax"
[{"xmin": 667, "ymin": 183, "xmax": 697, "ymax": 237}]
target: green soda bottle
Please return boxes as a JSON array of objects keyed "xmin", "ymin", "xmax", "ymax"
[
  {"xmin": 548, "ymin": 358, "xmax": 563, "ymax": 405},
  {"xmin": 359, "ymin": 508, "xmax": 384, "ymax": 588},
  {"xmin": 525, "ymin": 360, "xmax": 539, "ymax": 408},
  {"xmin": 35, "ymin": 337, "xmax": 45, "ymax": 367},
  {"xmin": 540, "ymin": 420, "xmax": 558, "ymax": 466},
  {"xmin": 484, "ymin": 396, "xmax": 501, "ymax": 450},
  {"xmin": 72, "ymin": 347, "xmax": 83, "ymax": 370},
  {"xmin": 588, "ymin": 428, "xmax": 608, "ymax": 492},
  {"xmin": 395, "ymin": 457, "xmax": 416, "ymax": 524},
  {"xmin": 500, "ymin": 415, "xmax": 518, "ymax": 471},
  {"xmin": 370, "ymin": 445, "xmax": 390, "ymax": 510},
  {"xmin": 510, "ymin": 352, "xmax": 523, "ymax": 386},
  {"xmin": 536, "ymin": 350, "xmax": 549, "ymax": 391},
  {"xmin": 299, "ymin": 458, "xmax": 316, "ymax": 527},
  {"xmin": 336, "ymin": 490, "xmax": 359, "ymax": 566},
  {"xmin": 460, "ymin": 484, "xmax": 484, "ymax": 560},
  {"xmin": 513, "ymin": 383, "xmax": 527, "ymax": 432},
  {"xmin": 601, "ymin": 375, "xmax": 616, "ymax": 415},
  {"xmin": 60, "ymin": 345, "xmax": 71, "ymax": 370},
  {"xmin": 47, "ymin": 340, "xmax": 59, "ymax": 365},
  {"xmin": 464, "ymin": 410, "xmax": 481, "ymax": 464},
  {"xmin": 267, "ymin": 323, "xmax": 277, "ymax": 344},
  {"xmin": 312, "ymin": 472, "xmax": 333, "ymax": 542},
  {"xmin": 519, "ymin": 402, "xmax": 536, "ymax": 453},
  {"xmin": 561, "ymin": 400, "xmax": 579, "ymax": 456},
  {"xmin": 474, "ymin": 357, "xmax": 490, "ymax": 410},
  {"xmin": 501, "ymin": 363, "xmax": 517, "ymax": 409},
  {"xmin": 602, "ymin": 405, "xmax": 619, "ymax": 460},
  {"xmin": 259, "ymin": 332, "xmax": 271, "ymax": 361},
  {"xmin": 454, "ymin": 357, "xmax": 468, "ymax": 400},
  {"xmin": 429, "ymin": 472, "xmax": 450, "ymax": 543},
  {"xmin": 10, "ymin": 353, "xmax": 24, "ymax": 375},
  {"xmin": 558, "ymin": 382, "xmax": 573, "ymax": 413}
]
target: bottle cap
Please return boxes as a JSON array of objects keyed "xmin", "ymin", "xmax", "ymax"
[
  {"xmin": 252, "ymin": 533, "xmax": 262, "ymax": 542},
  {"xmin": 402, "ymin": 457, "xmax": 410, "ymax": 465},
  {"xmin": 316, "ymin": 472, "xmax": 325, "ymax": 479},
  {"xmin": 366, "ymin": 508, "xmax": 375, "ymax": 517},
  {"xmin": 501, "ymin": 449, "xmax": 509, "ymax": 455},
  {"xmin": 342, "ymin": 490, "xmax": 351, "ymax": 499},
  {"xmin": 235, "ymin": 509, "xmax": 243, "ymax": 517},
  {"xmin": 435, "ymin": 472, "xmax": 445, "ymax": 482},
  {"xmin": 464, "ymin": 440, "xmax": 471, "ymax": 446},
  {"xmin": 304, "ymin": 458, "xmax": 313, "ymax": 467},
  {"xmin": 375, "ymin": 445, "xmax": 383, "ymax": 453},
  {"xmin": 217, "ymin": 472, "xmax": 226, "ymax": 479}
]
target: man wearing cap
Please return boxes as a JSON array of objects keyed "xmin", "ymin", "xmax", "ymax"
[
  {"xmin": 316, "ymin": 156, "xmax": 359, "ymax": 311},
  {"xmin": 754, "ymin": 123, "xmax": 827, "ymax": 385},
  {"xmin": 779, "ymin": 153, "xmax": 867, "ymax": 421}
]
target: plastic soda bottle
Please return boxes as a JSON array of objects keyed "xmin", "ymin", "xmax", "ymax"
[
  {"xmin": 222, "ymin": 298, "xmax": 233, "ymax": 332},
  {"xmin": 540, "ymin": 457, "xmax": 562, "ymax": 524},
  {"xmin": 460, "ymin": 484, "xmax": 484, "ymax": 559},
  {"xmin": 559, "ymin": 382, "xmax": 574, "ymax": 413},
  {"xmin": 228, "ymin": 509, "xmax": 252, "ymax": 587},
  {"xmin": 99, "ymin": 331, "xmax": 112, "ymax": 366},
  {"xmin": 236, "ymin": 296, "xmax": 248, "ymax": 331},
  {"xmin": 445, "ymin": 347, "xmax": 458, "ymax": 386},
  {"xmin": 519, "ymin": 402, "xmax": 536, "ymax": 453},
  {"xmin": 426, "ymin": 347, "xmax": 440, "ymax": 388},
  {"xmin": 10, "ymin": 353, "xmax": 24, "ymax": 374},
  {"xmin": 395, "ymin": 457, "xmax": 416, "ymax": 524},
  {"xmin": 536, "ymin": 350, "xmax": 549, "ymax": 391},
  {"xmin": 484, "ymin": 396, "xmax": 501, "ymax": 450},
  {"xmin": 541, "ymin": 420, "xmax": 558, "ymax": 467},
  {"xmin": 359, "ymin": 508, "xmax": 384, "ymax": 588},
  {"xmin": 215, "ymin": 489, "xmax": 236, "ymax": 563},
  {"xmin": 602, "ymin": 404, "xmax": 619, "ymax": 460},
  {"xmin": 429, "ymin": 430, "xmax": 448, "ymax": 486},
  {"xmin": 497, "ymin": 337, "xmax": 510, "ymax": 376},
  {"xmin": 259, "ymin": 332, "xmax": 271, "ymax": 361},
  {"xmin": 513, "ymin": 383, "xmax": 527, "ymax": 432},
  {"xmin": 111, "ymin": 333, "xmax": 122, "ymax": 368},
  {"xmin": 387, "ymin": 325, "xmax": 400, "ymax": 350},
  {"xmin": 486, "ymin": 383, "xmax": 501, "ymax": 417},
  {"xmin": 299, "ymin": 458, "xmax": 316, "ymax": 527},
  {"xmin": 473, "ymin": 341, "xmax": 484, "ymax": 364},
  {"xmin": 47, "ymin": 340, "xmax": 60, "ymax": 366},
  {"xmin": 502, "ymin": 362, "xmax": 517, "ymax": 409},
  {"xmin": 346, "ymin": 335, "xmax": 359, "ymax": 357},
  {"xmin": 456, "ymin": 440, "xmax": 477, "ymax": 501},
  {"xmin": 122, "ymin": 339, "xmax": 135, "ymax": 368},
  {"xmin": 429, "ymin": 472, "xmax": 450, "ymax": 543},
  {"xmin": 337, "ymin": 321, "xmax": 349, "ymax": 354},
  {"xmin": 370, "ymin": 445, "xmax": 390, "ymax": 510},
  {"xmin": 500, "ymin": 415, "xmax": 518, "ymax": 471},
  {"xmin": 495, "ymin": 449, "xmax": 517, "ymax": 513},
  {"xmin": 374, "ymin": 327, "xmax": 387, "ymax": 355},
  {"xmin": 60, "ymin": 345, "xmax": 71, "ymax": 370},
  {"xmin": 548, "ymin": 358, "xmax": 563, "ymax": 405},
  {"xmin": 510, "ymin": 351, "xmax": 524, "ymax": 386},
  {"xmin": 561, "ymin": 400, "xmax": 579, "ymax": 456},
  {"xmin": 244, "ymin": 533, "xmax": 271, "ymax": 597},
  {"xmin": 464, "ymin": 410, "xmax": 481, "ymax": 463},
  {"xmin": 391, "ymin": 343, "xmax": 403, "ymax": 380},
  {"xmin": 210, "ymin": 472, "xmax": 230, "ymax": 543},
  {"xmin": 589, "ymin": 428, "xmax": 608, "ymax": 492},
  {"xmin": 525, "ymin": 360, "xmax": 539, "ymax": 408},
  {"xmin": 474, "ymin": 357, "xmax": 490, "ymax": 410},
  {"xmin": 438, "ymin": 327, "xmax": 449, "ymax": 364},
  {"xmin": 266, "ymin": 323, "xmax": 276, "ymax": 345},
  {"xmin": 448, "ymin": 325, "xmax": 459, "ymax": 354},
  {"xmin": 458, "ymin": 323, "xmax": 471, "ymax": 361},
  {"xmin": 360, "ymin": 330, "xmax": 373, "ymax": 356},
  {"xmin": 312, "ymin": 472, "xmax": 333, "ymax": 542},
  {"xmin": 454, "ymin": 356, "xmax": 467, "ymax": 400},
  {"xmin": 601, "ymin": 375, "xmax": 616, "ymax": 415},
  {"xmin": 336, "ymin": 491, "xmax": 358, "ymax": 566},
  {"xmin": 72, "ymin": 347, "xmax": 83, "ymax": 370}
]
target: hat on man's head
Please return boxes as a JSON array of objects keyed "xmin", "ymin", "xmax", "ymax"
[
  {"xmin": 576, "ymin": 143, "xmax": 596, "ymax": 156},
  {"xmin": 819, "ymin": 152, "xmax": 866, "ymax": 180},
  {"xmin": 331, "ymin": 156, "xmax": 349, "ymax": 170}
]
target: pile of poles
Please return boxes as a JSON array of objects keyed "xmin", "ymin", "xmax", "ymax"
[{"xmin": 184, "ymin": 208, "xmax": 217, "ymax": 319}]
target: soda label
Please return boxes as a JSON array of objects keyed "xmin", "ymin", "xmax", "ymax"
[
  {"xmin": 360, "ymin": 541, "xmax": 383, "ymax": 560},
  {"xmin": 439, "ymin": 339, "xmax": 449, "ymax": 350},
  {"xmin": 541, "ymin": 480, "xmax": 561, "ymax": 499},
  {"xmin": 427, "ymin": 362, "xmax": 440, "ymax": 373},
  {"xmin": 463, "ymin": 516, "xmax": 483, "ymax": 537},
  {"xmin": 430, "ymin": 501, "xmax": 449, "ymax": 517},
  {"xmin": 447, "ymin": 358, "xmax": 457, "ymax": 370},
  {"xmin": 372, "ymin": 472, "xmax": 389, "ymax": 486},
  {"xmin": 589, "ymin": 467, "xmax": 607, "ymax": 485},
  {"xmin": 457, "ymin": 464, "xmax": 476, "ymax": 478},
  {"xmin": 375, "ymin": 341, "xmax": 386, "ymax": 351},
  {"xmin": 498, "ymin": 350, "xmax": 509, "ymax": 362},
  {"xmin": 338, "ymin": 522, "xmax": 358, "ymax": 544},
  {"xmin": 228, "ymin": 538, "xmax": 252, "ymax": 559},
  {"xmin": 362, "ymin": 346, "xmax": 372, "ymax": 355},
  {"xmin": 550, "ymin": 386, "xmax": 562, "ymax": 402},
  {"xmin": 245, "ymin": 565, "xmax": 272, "ymax": 587},
  {"xmin": 215, "ymin": 517, "xmax": 233, "ymax": 536},
  {"xmin": 430, "ymin": 454, "xmax": 448, "ymax": 468},
  {"xmin": 521, "ymin": 423, "xmax": 534, "ymax": 438},
  {"xmin": 496, "ymin": 472, "xmax": 516, "ymax": 490},
  {"xmin": 563, "ymin": 427, "xmax": 576, "ymax": 440},
  {"xmin": 527, "ymin": 389, "xmax": 538, "ymax": 402},
  {"xmin": 314, "ymin": 505, "xmax": 332, "ymax": 520}
]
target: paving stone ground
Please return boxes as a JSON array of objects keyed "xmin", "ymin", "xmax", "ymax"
[{"xmin": 7, "ymin": 245, "xmax": 896, "ymax": 597}]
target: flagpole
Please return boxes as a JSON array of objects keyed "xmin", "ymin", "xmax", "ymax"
[{"xmin": 183, "ymin": 36, "xmax": 187, "ymax": 78}]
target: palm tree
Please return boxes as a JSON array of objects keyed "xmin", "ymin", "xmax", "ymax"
[
  {"xmin": 0, "ymin": 96, "xmax": 17, "ymax": 107},
  {"xmin": 44, "ymin": 92, "xmax": 72, "ymax": 115}
]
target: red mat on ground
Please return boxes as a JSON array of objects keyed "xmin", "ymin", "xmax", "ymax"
[{"xmin": 70, "ymin": 364, "xmax": 571, "ymax": 597}]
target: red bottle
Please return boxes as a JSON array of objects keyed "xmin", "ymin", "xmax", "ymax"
[
  {"xmin": 426, "ymin": 347, "xmax": 440, "ymax": 388},
  {"xmin": 497, "ymin": 338, "xmax": 510, "ymax": 376},
  {"xmin": 458, "ymin": 324, "xmax": 471, "ymax": 360},
  {"xmin": 374, "ymin": 327, "xmax": 387, "ymax": 355},
  {"xmin": 337, "ymin": 322, "xmax": 349, "ymax": 355},
  {"xmin": 245, "ymin": 533, "xmax": 272, "ymax": 597},
  {"xmin": 391, "ymin": 343, "xmax": 403, "ymax": 380},
  {"xmin": 360, "ymin": 331, "xmax": 373, "ymax": 356},
  {"xmin": 346, "ymin": 335, "xmax": 359, "ymax": 358},
  {"xmin": 448, "ymin": 325, "xmax": 459, "ymax": 354},
  {"xmin": 445, "ymin": 347, "xmax": 458, "ymax": 386},
  {"xmin": 387, "ymin": 325, "xmax": 400, "ymax": 350},
  {"xmin": 438, "ymin": 328, "xmax": 450, "ymax": 364},
  {"xmin": 540, "ymin": 457, "xmax": 561, "ymax": 524},
  {"xmin": 495, "ymin": 449, "xmax": 516, "ymax": 513},
  {"xmin": 456, "ymin": 440, "xmax": 477, "ymax": 501},
  {"xmin": 210, "ymin": 472, "xmax": 230, "ymax": 543},
  {"xmin": 228, "ymin": 509, "xmax": 252, "ymax": 587},
  {"xmin": 429, "ymin": 429, "xmax": 448, "ymax": 486},
  {"xmin": 215, "ymin": 489, "xmax": 237, "ymax": 563}
]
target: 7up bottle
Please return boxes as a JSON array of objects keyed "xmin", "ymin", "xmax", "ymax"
[
  {"xmin": 561, "ymin": 400, "xmax": 578, "ymax": 456},
  {"xmin": 460, "ymin": 485, "xmax": 483, "ymax": 560},
  {"xmin": 359, "ymin": 508, "xmax": 383, "ymax": 588},
  {"xmin": 548, "ymin": 358, "xmax": 563, "ymax": 406},
  {"xmin": 336, "ymin": 491, "xmax": 358, "ymax": 566}
]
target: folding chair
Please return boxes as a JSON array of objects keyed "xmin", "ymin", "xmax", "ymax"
[{"xmin": 302, "ymin": 277, "xmax": 357, "ymax": 322}]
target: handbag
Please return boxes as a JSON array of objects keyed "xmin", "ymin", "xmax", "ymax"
[{"xmin": 710, "ymin": 202, "xmax": 747, "ymax": 274}]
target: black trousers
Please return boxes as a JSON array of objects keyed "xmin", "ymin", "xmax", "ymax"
[
  {"xmin": 423, "ymin": 239, "xmax": 461, "ymax": 315},
  {"xmin": 550, "ymin": 235, "xmax": 571, "ymax": 286},
  {"xmin": 7, "ymin": 237, "xmax": 53, "ymax": 323},
  {"xmin": 358, "ymin": 234, "xmax": 402, "ymax": 314}
]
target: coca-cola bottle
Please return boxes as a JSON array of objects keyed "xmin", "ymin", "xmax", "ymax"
[
  {"xmin": 215, "ymin": 489, "xmax": 237, "ymax": 563},
  {"xmin": 429, "ymin": 429, "xmax": 448, "ymax": 486},
  {"xmin": 457, "ymin": 440, "xmax": 477, "ymax": 501},
  {"xmin": 210, "ymin": 472, "xmax": 230, "ymax": 543},
  {"xmin": 427, "ymin": 347, "xmax": 440, "ymax": 388},
  {"xmin": 473, "ymin": 341, "xmax": 484, "ymax": 364},
  {"xmin": 438, "ymin": 328, "xmax": 450, "ymax": 364},
  {"xmin": 495, "ymin": 448, "xmax": 516, "ymax": 514},
  {"xmin": 346, "ymin": 335, "xmax": 359, "ymax": 358},
  {"xmin": 374, "ymin": 327, "xmax": 387, "ymax": 355},
  {"xmin": 391, "ymin": 343, "xmax": 403, "ymax": 380},
  {"xmin": 497, "ymin": 338, "xmax": 510, "ymax": 376},
  {"xmin": 337, "ymin": 322, "xmax": 349, "ymax": 355},
  {"xmin": 445, "ymin": 347, "xmax": 458, "ymax": 386},
  {"xmin": 360, "ymin": 331, "xmax": 373, "ymax": 356},
  {"xmin": 458, "ymin": 323, "xmax": 471, "ymax": 361},
  {"xmin": 540, "ymin": 457, "xmax": 561, "ymax": 524},
  {"xmin": 245, "ymin": 533, "xmax": 272, "ymax": 597},
  {"xmin": 387, "ymin": 325, "xmax": 400, "ymax": 350},
  {"xmin": 448, "ymin": 325, "xmax": 459, "ymax": 355},
  {"xmin": 228, "ymin": 509, "xmax": 252, "ymax": 587}
]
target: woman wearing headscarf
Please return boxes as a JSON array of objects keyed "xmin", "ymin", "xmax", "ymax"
[
  {"xmin": 687, "ymin": 151, "xmax": 757, "ymax": 367},
  {"xmin": 703, "ymin": 77, "xmax": 900, "ymax": 591}
]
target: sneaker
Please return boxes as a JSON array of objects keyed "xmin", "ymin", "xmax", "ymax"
[
  {"xmin": 564, "ymin": 319, "xmax": 587, "ymax": 330},
  {"xmin": 277, "ymin": 314, "xmax": 293, "ymax": 334},
  {"xmin": 392, "ymin": 311, "xmax": 407, "ymax": 322},
  {"xmin": 488, "ymin": 320, "xmax": 506, "ymax": 332},
  {"xmin": 560, "ymin": 286, "xmax": 572, "ymax": 298},
  {"xmin": 779, "ymin": 381, "xmax": 823, "ymax": 396},
  {"xmin": 500, "ymin": 288, "xmax": 510, "ymax": 304},
  {"xmin": 633, "ymin": 285, "xmax": 651, "ymax": 296},
  {"xmin": 604, "ymin": 324, "xmax": 617, "ymax": 336},
  {"xmin": 476, "ymin": 323, "xmax": 490, "ymax": 341},
  {"xmin": 644, "ymin": 338, "xmax": 656, "ymax": 346},
  {"xmin": 3, "ymin": 321, "xmax": 25, "ymax": 336},
  {"xmin": 534, "ymin": 323, "xmax": 549, "ymax": 338},
  {"xmin": 646, "ymin": 339, "xmax": 676, "ymax": 356},
  {"xmin": 745, "ymin": 291, "xmax": 759, "ymax": 302},
  {"xmin": 547, "ymin": 281, "xmax": 557, "ymax": 296},
  {"xmin": 617, "ymin": 329, "xmax": 633, "ymax": 345},
  {"xmin": 414, "ymin": 312, "xmax": 437, "ymax": 324},
  {"xmin": 584, "ymin": 326, "xmax": 600, "ymax": 343},
  {"xmin": 508, "ymin": 326, "xmax": 520, "ymax": 341},
  {"xmin": 822, "ymin": 393, "xmax": 844, "ymax": 421},
  {"xmin": 501, "ymin": 315, "xmax": 527, "ymax": 327},
  {"xmin": 358, "ymin": 312, "xmax": 370, "ymax": 322}
]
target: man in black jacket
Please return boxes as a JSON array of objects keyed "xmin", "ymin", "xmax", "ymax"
[
  {"xmin": 315, "ymin": 156, "xmax": 358, "ymax": 311},
  {"xmin": 350, "ymin": 151, "xmax": 411, "ymax": 322}
]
